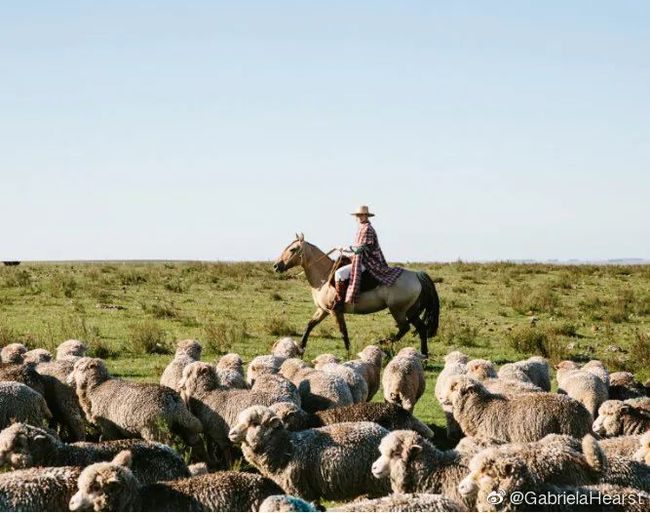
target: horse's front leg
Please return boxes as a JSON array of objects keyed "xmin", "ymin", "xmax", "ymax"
[
  {"xmin": 300, "ymin": 308, "xmax": 329, "ymax": 351},
  {"xmin": 332, "ymin": 310, "xmax": 351, "ymax": 354}
]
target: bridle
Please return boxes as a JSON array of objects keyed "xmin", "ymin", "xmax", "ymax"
[{"xmin": 283, "ymin": 239, "xmax": 342, "ymax": 283}]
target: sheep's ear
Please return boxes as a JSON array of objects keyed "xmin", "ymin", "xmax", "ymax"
[
  {"xmin": 112, "ymin": 451, "xmax": 132, "ymax": 468},
  {"xmin": 33, "ymin": 434, "xmax": 48, "ymax": 442},
  {"xmin": 501, "ymin": 462, "xmax": 514, "ymax": 476},
  {"xmin": 408, "ymin": 445, "xmax": 422, "ymax": 457},
  {"xmin": 269, "ymin": 417, "xmax": 282, "ymax": 429}
]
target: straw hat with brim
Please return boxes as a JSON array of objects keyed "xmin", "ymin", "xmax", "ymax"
[{"xmin": 350, "ymin": 205, "xmax": 375, "ymax": 217}]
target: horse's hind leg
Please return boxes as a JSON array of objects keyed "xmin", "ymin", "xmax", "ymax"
[
  {"xmin": 332, "ymin": 311, "xmax": 351, "ymax": 354},
  {"xmin": 300, "ymin": 308, "xmax": 329, "ymax": 351},
  {"xmin": 388, "ymin": 306, "xmax": 410, "ymax": 342},
  {"xmin": 409, "ymin": 316, "xmax": 429, "ymax": 357}
]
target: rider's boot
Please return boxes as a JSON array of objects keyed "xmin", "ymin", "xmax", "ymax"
[{"xmin": 334, "ymin": 279, "xmax": 348, "ymax": 312}]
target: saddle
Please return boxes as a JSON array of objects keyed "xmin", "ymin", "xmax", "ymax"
[{"xmin": 330, "ymin": 257, "xmax": 381, "ymax": 293}]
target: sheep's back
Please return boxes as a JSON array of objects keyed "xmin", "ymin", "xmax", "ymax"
[{"xmin": 0, "ymin": 466, "xmax": 81, "ymax": 512}]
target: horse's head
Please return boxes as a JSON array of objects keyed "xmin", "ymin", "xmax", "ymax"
[{"xmin": 273, "ymin": 233, "xmax": 305, "ymax": 273}]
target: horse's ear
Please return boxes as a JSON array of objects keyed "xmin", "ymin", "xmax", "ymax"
[
  {"xmin": 295, "ymin": 232, "xmax": 299, "ymax": 240},
  {"xmin": 298, "ymin": 233, "xmax": 304, "ymax": 241}
]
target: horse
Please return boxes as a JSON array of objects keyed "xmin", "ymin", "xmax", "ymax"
[{"xmin": 272, "ymin": 233, "xmax": 440, "ymax": 357}]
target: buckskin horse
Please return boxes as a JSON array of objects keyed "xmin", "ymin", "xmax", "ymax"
[{"xmin": 273, "ymin": 234, "xmax": 440, "ymax": 356}]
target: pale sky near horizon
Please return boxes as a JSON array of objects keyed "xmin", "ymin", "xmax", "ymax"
[{"xmin": 1, "ymin": 1, "xmax": 649, "ymax": 262}]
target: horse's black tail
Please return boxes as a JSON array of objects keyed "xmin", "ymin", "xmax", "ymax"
[{"xmin": 416, "ymin": 272, "xmax": 440, "ymax": 337}]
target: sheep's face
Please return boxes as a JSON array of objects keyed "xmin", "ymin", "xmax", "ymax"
[
  {"xmin": 0, "ymin": 423, "xmax": 55, "ymax": 468},
  {"xmin": 633, "ymin": 432, "xmax": 650, "ymax": 465},
  {"xmin": 279, "ymin": 358, "xmax": 308, "ymax": 380},
  {"xmin": 592, "ymin": 401, "xmax": 625, "ymax": 436},
  {"xmin": 457, "ymin": 448, "xmax": 502, "ymax": 499},
  {"xmin": 56, "ymin": 339, "xmax": 88, "ymax": 360},
  {"xmin": 69, "ymin": 452, "xmax": 137, "ymax": 512},
  {"xmin": 475, "ymin": 457, "xmax": 530, "ymax": 512},
  {"xmin": 372, "ymin": 431, "xmax": 422, "ymax": 485},
  {"xmin": 554, "ymin": 360, "xmax": 579, "ymax": 377},
  {"xmin": 272, "ymin": 337, "xmax": 303, "ymax": 359},
  {"xmin": 67, "ymin": 358, "xmax": 108, "ymax": 389},
  {"xmin": 216, "ymin": 353, "xmax": 243, "ymax": 373},
  {"xmin": 269, "ymin": 402, "xmax": 306, "ymax": 430},
  {"xmin": 358, "ymin": 345, "xmax": 385, "ymax": 367},
  {"xmin": 444, "ymin": 351, "xmax": 469, "ymax": 366},
  {"xmin": 23, "ymin": 349, "xmax": 52, "ymax": 364},
  {"xmin": 0, "ymin": 343, "xmax": 27, "ymax": 364},
  {"xmin": 229, "ymin": 406, "xmax": 283, "ymax": 450},
  {"xmin": 311, "ymin": 353, "xmax": 339, "ymax": 369},
  {"xmin": 466, "ymin": 359, "xmax": 497, "ymax": 381},
  {"xmin": 178, "ymin": 362, "xmax": 218, "ymax": 400},
  {"xmin": 446, "ymin": 376, "xmax": 482, "ymax": 407},
  {"xmin": 175, "ymin": 339, "xmax": 202, "ymax": 360}
]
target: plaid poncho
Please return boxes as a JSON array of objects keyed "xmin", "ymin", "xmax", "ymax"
[{"xmin": 345, "ymin": 221, "xmax": 403, "ymax": 304}]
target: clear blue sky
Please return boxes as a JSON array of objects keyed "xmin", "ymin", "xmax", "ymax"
[{"xmin": 2, "ymin": 1, "xmax": 649, "ymax": 262}]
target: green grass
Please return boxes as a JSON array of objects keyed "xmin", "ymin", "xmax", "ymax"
[{"xmin": 1, "ymin": 261, "xmax": 649, "ymax": 430}]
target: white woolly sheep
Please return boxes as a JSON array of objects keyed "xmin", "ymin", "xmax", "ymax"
[
  {"xmin": 56, "ymin": 339, "xmax": 88, "ymax": 361},
  {"xmin": 0, "ymin": 381, "xmax": 51, "ymax": 430},
  {"xmin": 279, "ymin": 358, "xmax": 353, "ymax": 412},
  {"xmin": 582, "ymin": 360, "xmax": 610, "ymax": 388},
  {"xmin": 159, "ymin": 339, "xmax": 202, "ymax": 392},
  {"xmin": 633, "ymin": 431, "xmax": 650, "ymax": 465},
  {"xmin": 229, "ymin": 405, "xmax": 391, "ymax": 501},
  {"xmin": 372, "ymin": 430, "xmax": 471, "ymax": 509},
  {"xmin": 69, "ymin": 450, "xmax": 284, "ymax": 511},
  {"xmin": 312, "ymin": 353, "xmax": 368, "ymax": 403},
  {"xmin": 271, "ymin": 337, "xmax": 304, "ymax": 358},
  {"xmin": 0, "ymin": 422, "xmax": 190, "ymax": 484},
  {"xmin": 556, "ymin": 360, "xmax": 609, "ymax": 419},
  {"xmin": 0, "ymin": 465, "xmax": 81, "ymax": 511},
  {"xmin": 434, "ymin": 351, "xmax": 468, "ymax": 442},
  {"xmin": 593, "ymin": 399, "xmax": 650, "ymax": 437},
  {"xmin": 1, "ymin": 343, "xmax": 27, "ymax": 364},
  {"xmin": 68, "ymin": 358, "xmax": 203, "ymax": 446},
  {"xmin": 23, "ymin": 348, "xmax": 52, "ymax": 364},
  {"xmin": 215, "ymin": 352, "xmax": 247, "ymax": 389},
  {"xmin": 446, "ymin": 376, "xmax": 592, "ymax": 442},
  {"xmin": 466, "ymin": 359, "xmax": 497, "ymax": 380},
  {"xmin": 382, "ymin": 349, "xmax": 426, "ymax": 412},
  {"xmin": 259, "ymin": 495, "xmax": 319, "ymax": 512},
  {"xmin": 598, "ymin": 434, "xmax": 644, "ymax": 459},
  {"xmin": 178, "ymin": 361, "xmax": 281, "ymax": 467},
  {"xmin": 497, "ymin": 356, "xmax": 551, "ymax": 391},
  {"xmin": 343, "ymin": 345, "xmax": 385, "ymax": 400},
  {"xmin": 608, "ymin": 371, "xmax": 647, "ymax": 400},
  {"xmin": 247, "ymin": 354, "xmax": 285, "ymax": 385},
  {"xmin": 251, "ymin": 373, "xmax": 301, "ymax": 406}
]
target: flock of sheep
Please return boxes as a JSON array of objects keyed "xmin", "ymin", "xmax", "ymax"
[{"xmin": 0, "ymin": 336, "xmax": 649, "ymax": 511}]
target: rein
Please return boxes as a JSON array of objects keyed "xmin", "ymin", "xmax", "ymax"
[{"xmin": 285, "ymin": 244, "xmax": 338, "ymax": 281}]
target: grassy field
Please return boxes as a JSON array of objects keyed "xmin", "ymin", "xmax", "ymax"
[{"xmin": 1, "ymin": 261, "xmax": 649, "ymax": 429}]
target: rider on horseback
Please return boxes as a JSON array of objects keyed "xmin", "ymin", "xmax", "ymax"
[{"xmin": 334, "ymin": 205, "xmax": 403, "ymax": 311}]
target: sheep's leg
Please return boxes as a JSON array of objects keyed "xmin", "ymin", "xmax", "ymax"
[
  {"xmin": 300, "ymin": 308, "xmax": 329, "ymax": 350},
  {"xmin": 332, "ymin": 310, "xmax": 351, "ymax": 353}
]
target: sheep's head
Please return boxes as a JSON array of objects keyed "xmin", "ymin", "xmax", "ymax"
[
  {"xmin": 1, "ymin": 343, "xmax": 27, "ymax": 364},
  {"xmin": 247, "ymin": 355, "xmax": 282, "ymax": 386},
  {"xmin": 554, "ymin": 360, "xmax": 579, "ymax": 377},
  {"xmin": 396, "ymin": 347, "xmax": 426, "ymax": 361},
  {"xmin": 445, "ymin": 376, "xmax": 483, "ymax": 407},
  {"xmin": 457, "ymin": 447, "xmax": 501, "ymax": 500},
  {"xmin": 592, "ymin": 400, "xmax": 627, "ymax": 436},
  {"xmin": 175, "ymin": 339, "xmax": 202, "ymax": 360},
  {"xmin": 216, "ymin": 353, "xmax": 243, "ymax": 373},
  {"xmin": 23, "ymin": 348, "xmax": 52, "ymax": 364},
  {"xmin": 0, "ymin": 422, "xmax": 59, "ymax": 468},
  {"xmin": 466, "ymin": 359, "xmax": 497, "ymax": 381},
  {"xmin": 497, "ymin": 363, "xmax": 530, "ymax": 383},
  {"xmin": 178, "ymin": 362, "xmax": 219, "ymax": 400},
  {"xmin": 269, "ymin": 402, "xmax": 309, "ymax": 430},
  {"xmin": 271, "ymin": 337, "xmax": 304, "ymax": 359},
  {"xmin": 279, "ymin": 358, "xmax": 309, "ymax": 381},
  {"xmin": 474, "ymin": 455, "xmax": 531, "ymax": 512},
  {"xmin": 372, "ymin": 430, "xmax": 426, "ymax": 489},
  {"xmin": 69, "ymin": 451, "xmax": 138, "ymax": 511},
  {"xmin": 56, "ymin": 339, "xmax": 88, "ymax": 361},
  {"xmin": 67, "ymin": 358, "xmax": 109, "ymax": 389},
  {"xmin": 357, "ymin": 345, "xmax": 385, "ymax": 367},
  {"xmin": 444, "ymin": 351, "xmax": 469, "ymax": 366},
  {"xmin": 228, "ymin": 406, "xmax": 284, "ymax": 450},
  {"xmin": 311, "ymin": 353, "xmax": 340, "ymax": 369}
]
